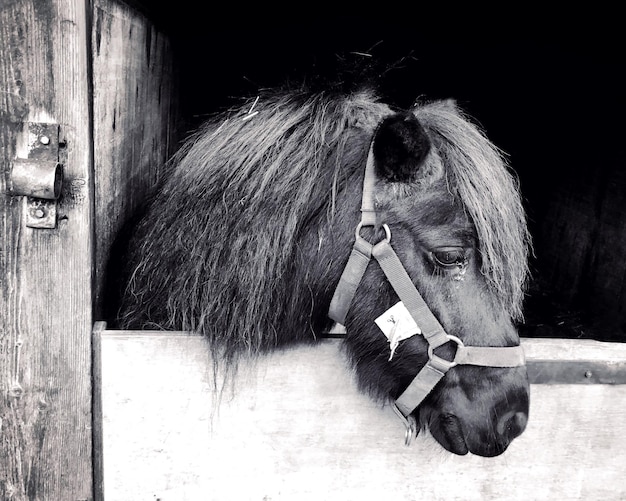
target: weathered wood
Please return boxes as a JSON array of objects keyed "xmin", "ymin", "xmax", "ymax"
[
  {"xmin": 97, "ymin": 327, "xmax": 626, "ymax": 500},
  {"xmin": 92, "ymin": 319, "xmax": 105, "ymax": 500},
  {"xmin": 523, "ymin": 337, "xmax": 626, "ymax": 383},
  {"xmin": 0, "ymin": 1, "xmax": 93, "ymax": 499},
  {"xmin": 91, "ymin": 0, "xmax": 179, "ymax": 320}
]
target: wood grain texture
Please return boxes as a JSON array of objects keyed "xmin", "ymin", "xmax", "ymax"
[
  {"xmin": 0, "ymin": 1, "xmax": 93, "ymax": 500},
  {"xmin": 524, "ymin": 337, "xmax": 626, "ymax": 383},
  {"xmin": 98, "ymin": 329, "xmax": 626, "ymax": 501},
  {"xmin": 91, "ymin": 0, "xmax": 179, "ymax": 320}
]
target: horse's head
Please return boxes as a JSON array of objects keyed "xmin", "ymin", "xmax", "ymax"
[
  {"xmin": 117, "ymin": 88, "xmax": 530, "ymax": 458},
  {"xmin": 328, "ymin": 101, "xmax": 530, "ymax": 457}
]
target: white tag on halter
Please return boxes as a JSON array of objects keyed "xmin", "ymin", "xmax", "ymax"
[{"xmin": 375, "ymin": 301, "xmax": 422, "ymax": 361}]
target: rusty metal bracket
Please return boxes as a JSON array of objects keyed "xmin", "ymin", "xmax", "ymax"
[{"xmin": 9, "ymin": 122, "xmax": 64, "ymax": 229}]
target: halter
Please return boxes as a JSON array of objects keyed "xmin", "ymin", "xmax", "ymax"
[{"xmin": 328, "ymin": 140, "xmax": 526, "ymax": 445}]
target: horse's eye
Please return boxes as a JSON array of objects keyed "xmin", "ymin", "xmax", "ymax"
[{"xmin": 432, "ymin": 248, "xmax": 467, "ymax": 268}]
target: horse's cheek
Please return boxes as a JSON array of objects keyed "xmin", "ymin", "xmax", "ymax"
[{"xmin": 442, "ymin": 269, "xmax": 508, "ymax": 343}]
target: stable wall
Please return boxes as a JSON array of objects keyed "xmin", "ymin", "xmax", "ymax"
[
  {"xmin": 91, "ymin": 0, "xmax": 179, "ymax": 321},
  {"xmin": 96, "ymin": 325, "xmax": 626, "ymax": 500}
]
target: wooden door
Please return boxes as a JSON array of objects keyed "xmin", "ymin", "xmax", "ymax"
[
  {"xmin": 0, "ymin": 1, "xmax": 93, "ymax": 499},
  {"xmin": 1, "ymin": 0, "xmax": 178, "ymax": 498}
]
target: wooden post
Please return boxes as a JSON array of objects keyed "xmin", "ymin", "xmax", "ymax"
[
  {"xmin": 90, "ymin": 0, "xmax": 179, "ymax": 321},
  {"xmin": 0, "ymin": 1, "xmax": 93, "ymax": 499},
  {"xmin": 1, "ymin": 1, "xmax": 177, "ymax": 497}
]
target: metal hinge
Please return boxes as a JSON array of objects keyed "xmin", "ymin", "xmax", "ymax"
[{"xmin": 9, "ymin": 122, "xmax": 64, "ymax": 229}]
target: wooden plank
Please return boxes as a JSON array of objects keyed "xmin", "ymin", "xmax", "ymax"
[
  {"xmin": 92, "ymin": 320, "xmax": 105, "ymax": 500},
  {"xmin": 97, "ymin": 329, "xmax": 626, "ymax": 500},
  {"xmin": 91, "ymin": 0, "xmax": 179, "ymax": 321},
  {"xmin": 0, "ymin": 1, "xmax": 93, "ymax": 499},
  {"xmin": 523, "ymin": 337, "xmax": 626, "ymax": 384}
]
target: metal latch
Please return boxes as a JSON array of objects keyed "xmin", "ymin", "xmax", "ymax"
[{"xmin": 10, "ymin": 122, "xmax": 64, "ymax": 229}]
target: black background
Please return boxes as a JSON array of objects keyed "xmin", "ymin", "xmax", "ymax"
[{"xmin": 156, "ymin": 11, "xmax": 624, "ymax": 231}]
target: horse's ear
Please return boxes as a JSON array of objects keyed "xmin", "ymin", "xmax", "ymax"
[{"xmin": 372, "ymin": 112, "xmax": 431, "ymax": 183}]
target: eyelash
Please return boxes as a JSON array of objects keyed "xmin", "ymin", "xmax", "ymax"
[{"xmin": 431, "ymin": 249, "xmax": 468, "ymax": 269}]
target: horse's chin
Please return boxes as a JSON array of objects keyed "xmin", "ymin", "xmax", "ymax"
[{"xmin": 430, "ymin": 413, "xmax": 469, "ymax": 456}]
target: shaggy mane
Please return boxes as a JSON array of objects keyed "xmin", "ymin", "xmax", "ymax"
[
  {"xmin": 120, "ymin": 88, "xmax": 390, "ymax": 357},
  {"xmin": 414, "ymin": 101, "xmax": 531, "ymax": 320},
  {"xmin": 119, "ymin": 87, "xmax": 530, "ymax": 361}
]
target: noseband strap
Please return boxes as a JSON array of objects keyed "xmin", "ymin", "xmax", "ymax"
[{"xmin": 328, "ymin": 135, "xmax": 526, "ymax": 438}]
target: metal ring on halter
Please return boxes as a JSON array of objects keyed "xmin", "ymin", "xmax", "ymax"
[
  {"xmin": 427, "ymin": 334, "xmax": 465, "ymax": 371},
  {"xmin": 392, "ymin": 403, "xmax": 417, "ymax": 446},
  {"xmin": 355, "ymin": 222, "xmax": 391, "ymax": 243}
]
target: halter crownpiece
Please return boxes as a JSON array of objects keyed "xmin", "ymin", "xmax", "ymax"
[{"xmin": 328, "ymin": 118, "xmax": 526, "ymax": 444}]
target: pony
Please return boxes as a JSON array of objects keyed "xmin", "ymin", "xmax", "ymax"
[{"xmin": 115, "ymin": 86, "xmax": 531, "ymax": 457}]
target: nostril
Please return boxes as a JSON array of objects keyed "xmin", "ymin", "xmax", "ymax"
[{"xmin": 497, "ymin": 411, "xmax": 528, "ymax": 440}]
